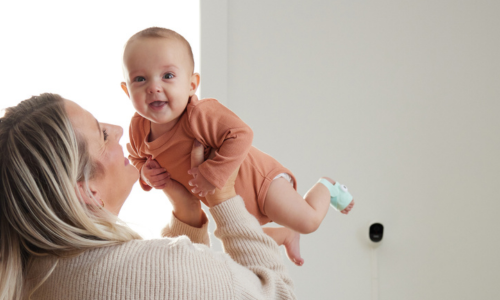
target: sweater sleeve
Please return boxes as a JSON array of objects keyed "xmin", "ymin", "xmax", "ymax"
[
  {"xmin": 209, "ymin": 196, "xmax": 296, "ymax": 299},
  {"xmin": 127, "ymin": 115, "xmax": 151, "ymax": 191},
  {"xmin": 24, "ymin": 196, "xmax": 295, "ymax": 299},
  {"xmin": 161, "ymin": 211, "xmax": 210, "ymax": 246},
  {"xmin": 188, "ymin": 99, "xmax": 254, "ymax": 189}
]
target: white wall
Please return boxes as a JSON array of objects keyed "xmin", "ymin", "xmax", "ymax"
[
  {"xmin": 201, "ymin": 1, "xmax": 500, "ymax": 299},
  {"xmin": 0, "ymin": 0, "xmax": 200, "ymax": 239}
]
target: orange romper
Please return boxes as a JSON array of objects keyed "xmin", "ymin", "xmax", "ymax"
[{"xmin": 127, "ymin": 95, "xmax": 296, "ymax": 225}]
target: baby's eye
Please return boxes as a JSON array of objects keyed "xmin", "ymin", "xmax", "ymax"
[
  {"xmin": 340, "ymin": 184, "xmax": 348, "ymax": 192},
  {"xmin": 163, "ymin": 73, "xmax": 174, "ymax": 79},
  {"xmin": 134, "ymin": 76, "xmax": 145, "ymax": 82},
  {"xmin": 103, "ymin": 129, "xmax": 109, "ymax": 141}
]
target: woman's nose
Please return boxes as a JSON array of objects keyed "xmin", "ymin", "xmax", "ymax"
[
  {"xmin": 114, "ymin": 125, "xmax": 124, "ymax": 139},
  {"xmin": 104, "ymin": 123, "xmax": 123, "ymax": 140}
]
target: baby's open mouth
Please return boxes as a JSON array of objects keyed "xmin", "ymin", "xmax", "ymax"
[
  {"xmin": 150, "ymin": 101, "xmax": 167, "ymax": 107},
  {"xmin": 150, "ymin": 101, "xmax": 168, "ymax": 110}
]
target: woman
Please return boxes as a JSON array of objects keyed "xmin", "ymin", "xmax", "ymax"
[{"xmin": 0, "ymin": 93, "xmax": 295, "ymax": 300}]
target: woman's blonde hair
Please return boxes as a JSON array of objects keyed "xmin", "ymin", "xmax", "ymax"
[{"xmin": 0, "ymin": 94, "xmax": 141, "ymax": 300}]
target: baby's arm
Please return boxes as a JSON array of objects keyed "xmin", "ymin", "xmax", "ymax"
[
  {"xmin": 127, "ymin": 117, "xmax": 168, "ymax": 191},
  {"xmin": 187, "ymin": 99, "xmax": 253, "ymax": 192},
  {"xmin": 141, "ymin": 157, "xmax": 170, "ymax": 189},
  {"xmin": 126, "ymin": 143, "xmax": 151, "ymax": 192}
]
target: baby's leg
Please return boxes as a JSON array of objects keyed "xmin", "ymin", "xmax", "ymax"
[
  {"xmin": 265, "ymin": 177, "xmax": 354, "ymax": 234},
  {"xmin": 264, "ymin": 178, "xmax": 331, "ymax": 234},
  {"xmin": 263, "ymin": 177, "xmax": 354, "ymax": 266},
  {"xmin": 263, "ymin": 227, "xmax": 303, "ymax": 266}
]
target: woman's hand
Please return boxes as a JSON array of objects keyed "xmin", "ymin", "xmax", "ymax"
[
  {"xmin": 162, "ymin": 139, "xmax": 238, "ymax": 226},
  {"xmin": 189, "ymin": 140, "xmax": 238, "ymax": 207}
]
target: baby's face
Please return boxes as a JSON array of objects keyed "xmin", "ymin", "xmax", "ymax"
[{"xmin": 122, "ymin": 37, "xmax": 196, "ymax": 128}]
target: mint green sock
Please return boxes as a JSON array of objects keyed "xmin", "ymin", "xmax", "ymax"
[{"xmin": 317, "ymin": 178, "xmax": 353, "ymax": 211}]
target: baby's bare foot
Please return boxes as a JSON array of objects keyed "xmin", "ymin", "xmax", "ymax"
[
  {"xmin": 283, "ymin": 231, "xmax": 304, "ymax": 266},
  {"xmin": 341, "ymin": 200, "xmax": 355, "ymax": 214}
]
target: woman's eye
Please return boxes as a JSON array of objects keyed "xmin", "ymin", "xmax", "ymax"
[
  {"xmin": 163, "ymin": 73, "xmax": 174, "ymax": 79},
  {"xmin": 103, "ymin": 129, "xmax": 109, "ymax": 141},
  {"xmin": 134, "ymin": 76, "xmax": 145, "ymax": 82}
]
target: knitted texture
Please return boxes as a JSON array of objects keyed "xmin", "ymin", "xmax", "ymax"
[{"xmin": 24, "ymin": 196, "xmax": 296, "ymax": 300}]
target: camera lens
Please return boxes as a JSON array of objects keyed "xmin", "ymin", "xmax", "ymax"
[{"xmin": 369, "ymin": 223, "xmax": 384, "ymax": 243}]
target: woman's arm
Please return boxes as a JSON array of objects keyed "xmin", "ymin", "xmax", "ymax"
[
  {"xmin": 160, "ymin": 141, "xmax": 215, "ymax": 245},
  {"xmin": 160, "ymin": 171, "xmax": 210, "ymax": 246},
  {"xmin": 195, "ymin": 141, "xmax": 296, "ymax": 299},
  {"xmin": 159, "ymin": 141, "xmax": 296, "ymax": 299},
  {"xmin": 161, "ymin": 210, "xmax": 210, "ymax": 246},
  {"xmin": 208, "ymin": 196, "xmax": 296, "ymax": 299}
]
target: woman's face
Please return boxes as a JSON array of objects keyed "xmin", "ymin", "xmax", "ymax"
[{"xmin": 65, "ymin": 99, "xmax": 139, "ymax": 215}]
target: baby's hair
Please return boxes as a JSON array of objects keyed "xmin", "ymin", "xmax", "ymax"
[{"xmin": 125, "ymin": 27, "xmax": 195, "ymax": 73}]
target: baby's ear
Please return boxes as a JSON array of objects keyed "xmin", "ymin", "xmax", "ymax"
[
  {"xmin": 189, "ymin": 73, "xmax": 201, "ymax": 96},
  {"xmin": 121, "ymin": 82, "xmax": 130, "ymax": 97}
]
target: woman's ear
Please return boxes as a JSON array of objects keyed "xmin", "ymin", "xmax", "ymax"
[
  {"xmin": 77, "ymin": 181, "xmax": 103, "ymax": 206},
  {"xmin": 121, "ymin": 82, "xmax": 130, "ymax": 98},
  {"xmin": 189, "ymin": 73, "xmax": 201, "ymax": 96}
]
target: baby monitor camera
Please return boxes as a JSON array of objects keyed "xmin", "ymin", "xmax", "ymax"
[{"xmin": 369, "ymin": 223, "xmax": 384, "ymax": 243}]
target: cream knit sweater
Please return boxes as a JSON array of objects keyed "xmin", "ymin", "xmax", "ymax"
[{"xmin": 24, "ymin": 196, "xmax": 296, "ymax": 300}]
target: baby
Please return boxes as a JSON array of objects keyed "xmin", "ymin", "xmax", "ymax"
[{"xmin": 122, "ymin": 27, "xmax": 354, "ymax": 266}]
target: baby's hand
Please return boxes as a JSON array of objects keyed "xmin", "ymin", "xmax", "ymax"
[
  {"xmin": 141, "ymin": 157, "xmax": 170, "ymax": 189},
  {"xmin": 187, "ymin": 167, "xmax": 216, "ymax": 197}
]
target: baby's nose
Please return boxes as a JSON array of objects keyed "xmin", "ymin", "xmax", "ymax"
[{"xmin": 147, "ymin": 84, "xmax": 162, "ymax": 94}]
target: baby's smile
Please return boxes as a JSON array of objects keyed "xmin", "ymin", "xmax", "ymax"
[{"xmin": 149, "ymin": 101, "xmax": 168, "ymax": 111}]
